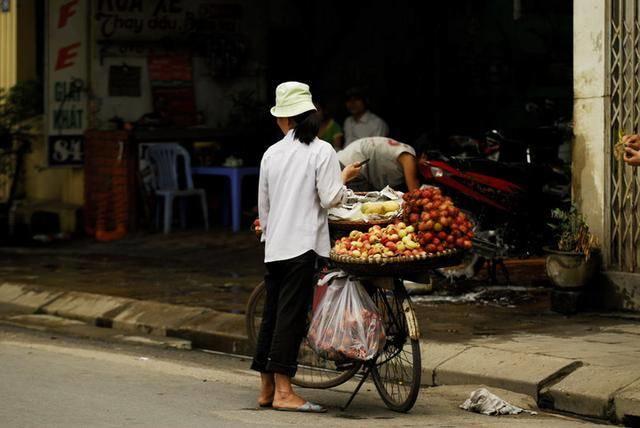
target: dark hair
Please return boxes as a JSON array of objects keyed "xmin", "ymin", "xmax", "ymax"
[
  {"xmin": 292, "ymin": 109, "xmax": 321, "ymax": 144},
  {"xmin": 345, "ymin": 86, "xmax": 369, "ymax": 106}
]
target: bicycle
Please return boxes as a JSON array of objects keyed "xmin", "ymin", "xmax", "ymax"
[{"xmin": 245, "ymin": 267, "xmax": 422, "ymax": 412}]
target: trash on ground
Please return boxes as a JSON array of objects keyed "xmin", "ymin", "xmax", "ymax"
[{"xmin": 460, "ymin": 388, "xmax": 537, "ymax": 416}]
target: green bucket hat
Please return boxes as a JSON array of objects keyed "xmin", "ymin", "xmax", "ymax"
[{"xmin": 270, "ymin": 81, "xmax": 317, "ymax": 118}]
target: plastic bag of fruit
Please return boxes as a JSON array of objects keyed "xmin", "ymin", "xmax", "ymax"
[{"xmin": 307, "ymin": 273, "xmax": 386, "ymax": 361}]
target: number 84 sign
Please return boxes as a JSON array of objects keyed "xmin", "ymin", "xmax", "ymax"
[{"xmin": 48, "ymin": 135, "xmax": 84, "ymax": 167}]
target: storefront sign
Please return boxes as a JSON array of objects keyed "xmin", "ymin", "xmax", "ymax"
[
  {"xmin": 46, "ymin": 0, "xmax": 89, "ymax": 167},
  {"xmin": 95, "ymin": 0, "xmax": 194, "ymax": 39},
  {"xmin": 94, "ymin": 0, "xmax": 243, "ymax": 40},
  {"xmin": 48, "ymin": 135, "xmax": 84, "ymax": 166}
]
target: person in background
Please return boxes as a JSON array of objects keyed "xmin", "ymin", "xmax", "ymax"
[
  {"xmin": 337, "ymin": 136, "xmax": 420, "ymax": 192},
  {"xmin": 254, "ymin": 81, "xmax": 361, "ymax": 413},
  {"xmin": 136, "ymin": 95, "xmax": 173, "ymax": 129},
  {"xmin": 343, "ymin": 87, "xmax": 389, "ymax": 147},
  {"xmin": 622, "ymin": 134, "xmax": 640, "ymax": 166},
  {"xmin": 316, "ymin": 101, "xmax": 344, "ymax": 150}
]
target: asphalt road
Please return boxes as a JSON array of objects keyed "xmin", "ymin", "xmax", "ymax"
[{"xmin": 0, "ymin": 325, "xmax": 600, "ymax": 428}]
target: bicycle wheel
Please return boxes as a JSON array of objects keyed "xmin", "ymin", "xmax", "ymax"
[
  {"xmin": 369, "ymin": 279, "xmax": 422, "ymax": 412},
  {"xmin": 245, "ymin": 281, "xmax": 361, "ymax": 389}
]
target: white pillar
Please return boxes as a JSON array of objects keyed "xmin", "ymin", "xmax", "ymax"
[{"xmin": 572, "ymin": 0, "xmax": 608, "ymax": 253}]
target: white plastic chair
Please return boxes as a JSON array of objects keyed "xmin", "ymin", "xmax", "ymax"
[{"xmin": 147, "ymin": 144, "xmax": 209, "ymax": 234}]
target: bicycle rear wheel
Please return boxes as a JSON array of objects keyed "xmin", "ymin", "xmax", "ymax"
[
  {"xmin": 245, "ymin": 281, "xmax": 361, "ymax": 389},
  {"xmin": 369, "ymin": 279, "xmax": 422, "ymax": 412}
]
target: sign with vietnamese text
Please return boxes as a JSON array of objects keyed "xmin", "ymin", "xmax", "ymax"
[{"xmin": 46, "ymin": 0, "xmax": 88, "ymax": 167}]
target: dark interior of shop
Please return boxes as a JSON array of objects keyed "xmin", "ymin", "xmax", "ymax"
[
  {"xmin": 263, "ymin": 0, "xmax": 573, "ymax": 153},
  {"xmin": 6, "ymin": 0, "xmax": 575, "ymax": 234}
]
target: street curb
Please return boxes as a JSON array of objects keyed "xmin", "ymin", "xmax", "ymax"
[
  {"xmin": 40, "ymin": 291, "xmax": 137, "ymax": 325},
  {"xmin": 0, "ymin": 282, "xmax": 248, "ymax": 356},
  {"xmin": 0, "ymin": 282, "xmax": 65, "ymax": 312},
  {"xmin": 0, "ymin": 282, "xmax": 630, "ymax": 423},
  {"xmin": 434, "ymin": 345, "xmax": 582, "ymax": 401},
  {"xmin": 539, "ymin": 365, "xmax": 640, "ymax": 420}
]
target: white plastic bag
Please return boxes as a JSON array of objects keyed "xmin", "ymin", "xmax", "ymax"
[{"xmin": 307, "ymin": 274, "xmax": 385, "ymax": 361}]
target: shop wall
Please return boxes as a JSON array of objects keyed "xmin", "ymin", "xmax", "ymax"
[
  {"xmin": 89, "ymin": 0, "xmax": 268, "ymax": 129},
  {"xmin": 0, "ymin": 0, "xmax": 38, "ymax": 90},
  {"xmin": 0, "ymin": 3, "xmax": 18, "ymax": 90},
  {"xmin": 22, "ymin": 119, "xmax": 84, "ymax": 206}
]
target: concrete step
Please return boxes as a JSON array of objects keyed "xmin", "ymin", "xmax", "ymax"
[{"xmin": 1, "ymin": 313, "xmax": 191, "ymax": 350}]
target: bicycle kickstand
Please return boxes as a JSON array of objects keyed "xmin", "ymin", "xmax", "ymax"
[{"xmin": 340, "ymin": 365, "xmax": 371, "ymax": 411}]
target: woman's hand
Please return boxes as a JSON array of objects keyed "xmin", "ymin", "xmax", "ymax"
[
  {"xmin": 341, "ymin": 162, "xmax": 362, "ymax": 183},
  {"xmin": 623, "ymin": 134, "xmax": 640, "ymax": 166},
  {"xmin": 622, "ymin": 134, "xmax": 640, "ymax": 150},
  {"xmin": 625, "ymin": 146, "xmax": 640, "ymax": 166}
]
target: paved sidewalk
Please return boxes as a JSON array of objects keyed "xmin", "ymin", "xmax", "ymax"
[{"xmin": 0, "ymin": 231, "xmax": 639, "ymax": 424}]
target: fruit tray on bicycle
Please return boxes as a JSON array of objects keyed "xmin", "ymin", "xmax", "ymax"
[{"xmin": 329, "ymin": 249, "xmax": 465, "ymax": 276}]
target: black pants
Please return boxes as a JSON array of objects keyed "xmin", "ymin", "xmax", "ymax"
[{"xmin": 251, "ymin": 250, "xmax": 316, "ymax": 377}]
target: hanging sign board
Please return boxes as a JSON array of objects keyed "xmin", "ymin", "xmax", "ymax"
[{"xmin": 46, "ymin": 0, "xmax": 88, "ymax": 167}]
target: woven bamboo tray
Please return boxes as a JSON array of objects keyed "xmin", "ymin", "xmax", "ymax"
[
  {"xmin": 328, "ymin": 217, "xmax": 397, "ymax": 232},
  {"xmin": 329, "ymin": 249, "xmax": 465, "ymax": 276}
]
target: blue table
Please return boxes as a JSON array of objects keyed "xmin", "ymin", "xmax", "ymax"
[{"xmin": 192, "ymin": 166, "xmax": 259, "ymax": 232}]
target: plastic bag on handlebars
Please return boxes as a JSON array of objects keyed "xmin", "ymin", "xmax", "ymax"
[{"xmin": 307, "ymin": 273, "xmax": 386, "ymax": 361}]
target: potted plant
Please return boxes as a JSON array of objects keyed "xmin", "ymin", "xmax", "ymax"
[{"xmin": 545, "ymin": 206, "xmax": 600, "ymax": 288}]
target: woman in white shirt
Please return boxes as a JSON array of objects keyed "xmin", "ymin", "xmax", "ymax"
[{"xmin": 252, "ymin": 82, "xmax": 360, "ymax": 413}]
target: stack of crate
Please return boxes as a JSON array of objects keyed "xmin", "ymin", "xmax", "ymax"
[{"xmin": 83, "ymin": 130, "xmax": 136, "ymax": 241}]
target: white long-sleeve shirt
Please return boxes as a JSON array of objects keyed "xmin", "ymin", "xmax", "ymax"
[
  {"xmin": 258, "ymin": 130, "xmax": 346, "ymax": 262},
  {"xmin": 343, "ymin": 111, "xmax": 389, "ymax": 147}
]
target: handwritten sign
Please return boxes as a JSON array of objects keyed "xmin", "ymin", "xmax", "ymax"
[{"xmin": 95, "ymin": 0, "xmax": 195, "ymax": 39}]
